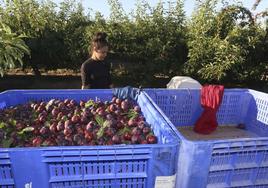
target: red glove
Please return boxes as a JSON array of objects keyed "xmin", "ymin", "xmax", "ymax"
[{"xmin": 193, "ymin": 85, "xmax": 224, "ymax": 134}]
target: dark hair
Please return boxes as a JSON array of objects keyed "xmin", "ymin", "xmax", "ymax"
[{"xmin": 89, "ymin": 32, "xmax": 108, "ymax": 54}]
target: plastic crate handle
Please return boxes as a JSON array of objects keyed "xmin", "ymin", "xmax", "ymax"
[{"xmin": 112, "ymin": 86, "xmax": 142, "ymax": 100}]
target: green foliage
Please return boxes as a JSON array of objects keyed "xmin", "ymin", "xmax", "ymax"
[
  {"xmin": 86, "ymin": 0, "xmax": 187, "ymax": 86},
  {"xmin": 0, "ymin": 23, "xmax": 30, "ymax": 76},
  {"xmin": 0, "ymin": 0, "xmax": 266, "ymax": 88},
  {"xmin": 58, "ymin": 0, "xmax": 90, "ymax": 68},
  {"xmin": 1, "ymin": 0, "xmax": 55, "ymax": 37},
  {"xmin": 0, "ymin": 0, "xmax": 90, "ymax": 72},
  {"xmin": 186, "ymin": 0, "xmax": 267, "ymax": 85}
]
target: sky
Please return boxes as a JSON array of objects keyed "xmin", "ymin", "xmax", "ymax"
[{"xmin": 53, "ymin": 0, "xmax": 268, "ymax": 19}]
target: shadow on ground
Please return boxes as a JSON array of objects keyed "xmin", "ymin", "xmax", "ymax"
[
  {"xmin": 0, "ymin": 75, "xmax": 170, "ymax": 92},
  {"xmin": 1, "ymin": 75, "xmax": 267, "ymax": 93},
  {"xmin": 0, "ymin": 75, "xmax": 81, "ymax": 92}
]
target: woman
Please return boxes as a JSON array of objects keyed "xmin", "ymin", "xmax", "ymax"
[{"xmin": 81, "ymin": 32, "xmax": 113, "ymax": 89}]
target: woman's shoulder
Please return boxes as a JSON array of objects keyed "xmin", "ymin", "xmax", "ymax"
[
  {"xmin": 81, "ymin": 58, "xmax": 94, "ymax": 67},
  {"xmin": 82, "ymin": 58, "xmax": 110, "ymax": 67},
  {"xmin": 83, "ymin": 58, "xmax": 94, "ymax": 64}
]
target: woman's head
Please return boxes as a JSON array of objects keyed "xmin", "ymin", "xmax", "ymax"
[{"xmin": 90, "ymin": 32, "xmax": 109, "ymax": 61}]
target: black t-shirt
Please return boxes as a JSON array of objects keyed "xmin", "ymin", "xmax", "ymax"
[{"xmin": 81, "ymin": 58, "xmax": 112, "ymax": 89}]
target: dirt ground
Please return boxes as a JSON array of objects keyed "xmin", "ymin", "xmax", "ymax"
[
  {"xmin": 1, "ymin": 68, "xmax": 267, "ymax": 93},
  {"xmin": 0, "ymin": 75, "xmax": 81, "ymax": 92},
  {"xmin": 0, "ymin": 67, "xmax": 173, "ymax": 92}
]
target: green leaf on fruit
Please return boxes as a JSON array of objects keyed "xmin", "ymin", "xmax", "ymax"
[
  {"xmin": 62, "ymin": 116, "xmax": 68, "ymax": 121},
  {"xmin": 0, "ymin": 122, "xmax": 7, "ymax": 129},
  {"xmin": 127, "ymin": 109, "xmax": 138, "ymax": 120},
  {"xmin": 97, "ymin": 127, "xmax": 105, "ymax": 139},
  {"xmin": 95, "ymin": 115, "xmax": 105, "ymax": 127},
  {"xmin": 41, "ymin": 141, "xmax": 49, "ymax": 147},
  {"xmin": 9, "ymin": 119, "xmax": 17, "ymax": 126},
  {"xmin": 85, "ymin": 100, "xmax": 95, "ymax": 108},
  {"xmin": 103, "ymin": 120, "xmax": 112, "ymax": 128},
  {"xmin": 18, "ymin": 126, "xmax": 34, "ymax": 135},
  {"xmin": 44, "ymin": 121, "xmax": 50, "ymax": 127},
  {"xmin": 47, "ymin": 114, "xmax": 52, "ymax": 120},
  {"xmin": 96, "ymin": 119, "xmax": 110, "ymax": 139},
  {"xmin": 32, "ymin": 112, "xmax": 37, "ymax": 119},
  {"xmin": 2, "ymin": 139, "xmax": 13, "ymax": 148},
  {"xmin": 118, "ymin": 127, "xmax": 130, "ymax": 136}
]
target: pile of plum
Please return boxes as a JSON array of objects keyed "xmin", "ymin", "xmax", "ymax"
[{"xmin": 0, "ymin": 97, "xmax": 157, "ymax": 147}]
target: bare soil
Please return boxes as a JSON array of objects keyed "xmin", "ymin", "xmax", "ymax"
[
  {"xmin": 0, "ymin": 68, "xmax": 170, "ymax": 92},
  {"xmin": 0, "ymin": 75, "xmax": 81, "ymax": 92},
  {"xmin": 177, "ymin": 125, "xmax": 258, "ymax": 140}
]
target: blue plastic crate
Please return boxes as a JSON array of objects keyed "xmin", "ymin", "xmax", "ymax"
[
  {"xmin": 0, "ymin": 151, "xmax": 15, "ymax": 188},
  {"xmin": 144, "ymin": 88, "xmax": 268, "ymax": 188},
  {"xmin": 0, "ymin": 89, "xmax": 180, "ymax": 188}
]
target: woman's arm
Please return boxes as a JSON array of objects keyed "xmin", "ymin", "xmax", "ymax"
[{"xmin": 81, "ymin": 61, "xmax": 92, "ymax": 89}]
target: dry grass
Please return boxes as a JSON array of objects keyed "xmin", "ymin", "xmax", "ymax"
[{"xmin": 6, "ymin": 68, "xmax": 80, "ymax": 76}]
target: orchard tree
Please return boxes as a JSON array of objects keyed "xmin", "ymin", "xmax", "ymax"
[
  {"xmin": 0, "ymin": 0, "xmax": 91, "ymax": 73},
  {"xmin": 0, "ymin": 23, "xmax": 30, "ymax": 76},
  {"xmin": 86, "ymin": 0, "xmax": 187, "ymax": 86},
  {"xmin": 58, "ymin": 0, "xmax": 91, "ymax": 68},
  {"xmin": 0, "ymin": 0, "xmax": 61, "ymax": 75},
  {"xmin": 185, "ymin": 0, "xmax": 266, "ymax": 86}
]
